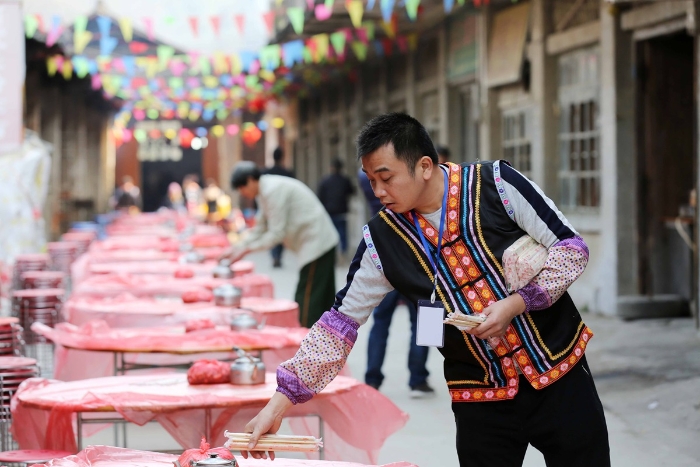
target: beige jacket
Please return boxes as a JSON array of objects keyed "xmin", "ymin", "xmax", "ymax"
[{"xmin": 240, "ymin": 175, "xmax": 339, "ymax": 267}]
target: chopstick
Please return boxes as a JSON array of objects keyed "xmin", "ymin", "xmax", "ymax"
[
  {"xmin": 223, "ymin": 432, "xmax": 322, "ymax": 452},
  {"xmin": 444, "ymin": 313, "xmax": 486, "ymax": 329}
]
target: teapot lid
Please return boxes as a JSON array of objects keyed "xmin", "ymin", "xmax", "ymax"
[
  {"xmin": 192, "ymin": 454, "xmax": 236, "ymax": 466},
  {"xmin": 213, "ymin": 284, "xmax": 242, "ymax": 298}
]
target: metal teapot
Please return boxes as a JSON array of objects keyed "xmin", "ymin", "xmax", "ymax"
[
  {"xmin": 230, "ymin": 311, "xmax": 265, "ymax": 331},
  {"xmin": 181, "ymin": 251, "xmax": 205, "ymax": 264},
  {"xmin": 190, "ymin": 453, "xmax": 237, "ymax": 467},
  {"xmin": 213, "ymin": 284, "xmax": 242, "ymax": 307},
  {"xmin": 230, "ymin": 348, "xmax": 266, "ymax": 385},
  {"xmin": 212, "ymin": 259, "xmax": 234, "ymax": 279}
]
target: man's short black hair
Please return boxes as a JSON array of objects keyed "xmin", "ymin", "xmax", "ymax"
[
  {"xmin": 273, "ymin": 147, "xmax": 283, "ymax": 162},
  {"xmin": 356, "ymin": 113, "xmax": 438, "ymax": 175},
  {"xmin": 231, "ymin": 161, "xmax": 261, "ymax": 189}
]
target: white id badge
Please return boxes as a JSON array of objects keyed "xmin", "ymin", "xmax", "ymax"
[{"xmin": 416, "ymin": 300, "xmax": 445, "ymax": 348}]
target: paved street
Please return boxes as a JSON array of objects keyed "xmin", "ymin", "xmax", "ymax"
[{"xmin": 85, "ymin": 250, "xmax": 700, "ymax": 466}]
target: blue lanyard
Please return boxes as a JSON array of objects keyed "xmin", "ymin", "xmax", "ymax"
[{"xmin": 413, "ymin": 167, "xmax": 449, "ymax": 304}]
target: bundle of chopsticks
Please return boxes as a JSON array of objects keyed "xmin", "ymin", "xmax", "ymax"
[
  {"xmin": 224, "ymin": 431, "xmax": 323, "ymax": 452},
  {"xmin": 444, "ymin": 312, "xmax": 486, "ymax": 329}
]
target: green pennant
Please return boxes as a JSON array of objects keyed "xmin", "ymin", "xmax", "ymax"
[
  {"xmin": 287, "ymin": 7, "xmax": 305, "ymax": 35},
  {"xmin": 362, "ymin": 21, "xmax": 375, "ymax": 40},
  {"xmin": 302, "ymin": 45, "xmax": 313, "ymax": 64},
  {"xmin": 168, "ymin": 77, "xmax": 184, "ymax": 89},
  {"xmin": 24, "ymin": 15, "xmax": 39, "ymax": 39},
  {"xmin": 325, "ymin": 0, "xmax": 335, "ymax": 8},
  {"xmin": 245, "ymin": 75, "xmax": 260, "ymax": 87},
  {"xmin": 406, "ymin": 0, "xmax": 420, "ymax": 20},
  {"xmin": 351, "ymin": 41, "xmax": 368, "ymax": 61},
  {"xmin": 330, "ymin": 31, "xmax": 347, "ymax": 56},
  {"xmin": 157, "ymin": 45, "xmax": 176, "ymax": 70},
  {"xmin": 259, "ymin": 44, "xmax": 281, "ymax": 70},
  {"xmin": 199, "ymin": 56, "xmax": 212, "ymax": 76}
]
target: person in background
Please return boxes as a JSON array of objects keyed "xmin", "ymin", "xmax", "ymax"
[
  {"xmin": 317, "ymin": 159, "xmax": 355, "ymax": 260},
  {"xmin": 264, "ymin": 148, "xmax": 295, "ymax": 268},
  {"xmin": 163, "ymin": 182, "xmax": 186, "ymax": 213},
  {"xmin": 204, "ymin": 178, "xmax": 224, "ymax": 224},
  {"xmin": 436, "ymin": 145, "xmax": 451, "ymax": 164},
  {"xmin": 358, "ymin": 168, "xmax": 434, "ymax": 398},
  {"xmin": 183, "ymin": 174, "xmax": 204, "ymax": 217},
  {"xmin": 222, "ymin": 162, "xmax": 339, "ymax": 328},
  {"xmin": 110, "ymin": 176, "xmax": 142, "ymax": 211}
]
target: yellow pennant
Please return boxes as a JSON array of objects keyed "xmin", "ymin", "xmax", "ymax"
[
  {"xmin": 346, "ymin": 0, "xmax": 364, "ymax": 28},
  {"xmin": 118, "ymin": 18, "xmax": 133, "ymax": 42}
]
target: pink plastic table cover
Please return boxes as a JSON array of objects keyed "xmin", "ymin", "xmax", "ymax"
[
  {"xmin": 87, "ymin": 261, "xmax": 254, "ymax": 278},
  {"xmin": 31, "ymin": 321, "xmax": 307, "ymax": 381},
  {"xmin": 63, "ymin": 295, "xmax": 300, "ymax": 329},
  {"xmin": 13, "ymin": 374, "xmax": 409, "ymax": 464},
  {"xmin": 71, "ymin": 274, "xmax": 274, "ymax": 300},
  {"xmin": 28, "ymin": 446, "xmax": 418, "ymax": 467}
]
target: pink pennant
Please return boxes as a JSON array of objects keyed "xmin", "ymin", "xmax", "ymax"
[
  {"xmin": 210, "ymin": 16, "xmax": 221, "ymax": 36},
  {"xmin": 306, "ymin": 0, "xmax": 314, "ymax": 9},
  {"xmin": 143, "ymin": 17, "xmax": 154, "ymax": 41},
  {"xmin": 315, "ymin": 4, "xmax": 332, "ymax": 20},
  {"xmin": 169, "ymin": 59, "xmax": 187, "ymax": 76},
  {"xmin": 46, "ymin": 20, "xmax": 63, "ymax": 47},
  {"xmin": 35, "ymin": 15, "xmax": 45, "ymax": 34},
  {"xmin": 122, "ymin": 129, "xmax": 133, "ymax": 143},
  {"xmin": 112, "ymin": 58, "xmax": 126, "ymax": 73},
  {"xmin": 234, "ymin": 14, "xmax": 245, "ymax": 35},
  {"xmin": 356, "ymin": 28, "xmax": 368, "ymax": 44},
  {"xmin": 262, "ymin": 11, "xmax": 274, "ymax": 34},
  {"xmin": 189, "ymin": 17, "xmax": 199, "ymax": 37},
  {"xmin": 91, "ymin": 75, "xmax": 102, "ymax": 90},
  {"xmin": 249, "ymin": 59, "xmax": 260, "ymax": 75},
  {"xmin": 54, "ymin": 55, "xmax": 65, "ymax": 70}
]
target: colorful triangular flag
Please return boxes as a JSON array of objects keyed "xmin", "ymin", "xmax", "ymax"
[
  {"xmin": 287, "ymin": 7, "xmax": 305, "ymax": 35},
  {"xmin": 347, "ymin": 1, "xmax": 363, "ymax": 29},
  {"xmin": 119, "ymin": 18, "xmax": 133, "ymax": 42},
  {"xmin": 234, "ymin": 14, "xmax": 246, "ymax": 35}
]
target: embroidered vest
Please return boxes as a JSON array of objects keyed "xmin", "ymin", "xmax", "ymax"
[{"xmin": 364, "ymin": 161, "xmax": 593, "ymax": 402}]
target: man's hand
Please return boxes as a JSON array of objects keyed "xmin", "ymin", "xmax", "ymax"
[
  {"xmin": 239, "ymin": 391, "xmax": 294, "ymax": 460},
  {"xmin": 466, "ymin": 293, "xmax": 526, "ymax": 341},
  {"xmin": 218, "ymin": 246, "xmax": 248, "ymax": 264}
]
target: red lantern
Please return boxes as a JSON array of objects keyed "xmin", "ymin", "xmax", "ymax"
[{"xmin": 241, "ymin": 125, "xmax": 262, "ymax": 147}]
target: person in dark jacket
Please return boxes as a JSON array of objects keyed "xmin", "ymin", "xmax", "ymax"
[
  {"xmin": 317, "ymin": 159, "xmax": 355, "ymax": 255},
  {"xmin": 264, "ymin": 147, "xmax": 295, "ymax": 267}
]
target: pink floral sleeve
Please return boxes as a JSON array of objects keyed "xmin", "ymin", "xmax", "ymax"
[
  {"xmin": 276, "ymin": 309, "xmax": 359, "ymax": 404},
  {"xmin": 516, "ymin": 236, "xmax": 589, "ymax": 311}
]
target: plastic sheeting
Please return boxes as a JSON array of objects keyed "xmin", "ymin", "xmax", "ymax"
[
  {"xmin": 29, "ymin": 446, "xmax": 418, "ymax": 467},
  {"xmin": 0, "ymin": 131, "xmax": 51, "ymax": 265},
  {"xmin": 63, "ymin": 295, "xmax": 300, "ymax": 329},
  {"xmin": 89, "ymin": 261, "xmax": 254, "ymax": 278},
  {"xmin": 31, "ymin": 320, "xmax": 307, "ymax": 381},
  {"xmin": 14, "ymin": 374, "xmax": 409, "ymax": 464},
  {"xmin": 71, "ymin": 273, "xmax": 274, "ymax": 300}
]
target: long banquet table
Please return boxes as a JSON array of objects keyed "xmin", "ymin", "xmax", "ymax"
[
  {"xmin": 14, "ymin": 374, "xmax": 408, "ymax": 464},
  {"xmin": 30, "ymin": 446, "xmax": 419, "ymax": 467}
]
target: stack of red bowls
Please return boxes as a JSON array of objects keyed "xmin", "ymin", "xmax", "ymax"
[
  {"xmin": 11, "ymin": 289, "xmax": 64, "ymax": 343},
  {"xmin": 61, "ymin": 231, "xmax": 95, "ymax": 256},
  {"xmin": 21, "ymin": 271, "xmax": 65, "ymax": 290},
  {"xmin": 0, "ymin": 356, "xmax": 39, "ymax": 450},
  {"xmin": 47, "ymin": 242, "xmax": 79, "ymax": 275},
  {"xmin": 0, "ymin": 318, "xmax": 24, "ymax": 357},
  {"xmin": 11, "ymin": 254, "xmax": 49, "ymax": 291}
]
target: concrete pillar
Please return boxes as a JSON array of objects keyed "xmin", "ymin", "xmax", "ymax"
[
  {"xmin": 45, "ymin": 88, "xmax": 63, "ymax": 240},
  {"xmin": 0, "ymin": 0, "xmax": 24, "ymax": 154},
  {"xmin": 528, "ymin": 0, "xmax": 556, "ymax": 188},
  {"xmin": 478, "ymin": 6, "xmax": 500, "ymax": 161},
  {"xmin": 598, "ymin": 1, "xmax": 634, "ymax": 314}
]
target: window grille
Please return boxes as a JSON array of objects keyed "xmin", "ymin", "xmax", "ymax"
[
  {"xmin": 558, "ymin": 47, "xmax": 600, "ymax": 210},
  {"xmin": 501, "ymin": 109, "xmax": 532, "ymax": 179}
]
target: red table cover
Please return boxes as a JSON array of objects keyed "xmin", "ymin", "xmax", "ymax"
[
  {"xmin": 14, "ymin": 374, "xmax": 408, "ymax": 464},
  {"xmin": 28, "ymin": 446, "xmax": 418, "ymax": 467}
]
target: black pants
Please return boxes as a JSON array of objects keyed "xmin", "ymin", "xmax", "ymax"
[{"xmin": 452, "ymin": 356, "xmax": 610, "ymax": 467}]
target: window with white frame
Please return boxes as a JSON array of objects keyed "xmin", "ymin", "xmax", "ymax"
[
  {"xmin": 558, "ymin": 46, "xmax": 600, "ymax": 210},
  {"xmin": 501, "ymin": 108, "xmax": 532, "ymax": 179}
]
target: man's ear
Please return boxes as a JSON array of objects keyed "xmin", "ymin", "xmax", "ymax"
[{"xmin": 419, "ymin": 156, "xmax": 434, "ymax": 180}]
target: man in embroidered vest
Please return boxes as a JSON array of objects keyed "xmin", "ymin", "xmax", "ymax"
[{"xmin": 240, "ymin": 113, "xmax": 610, "ymax": 467}]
